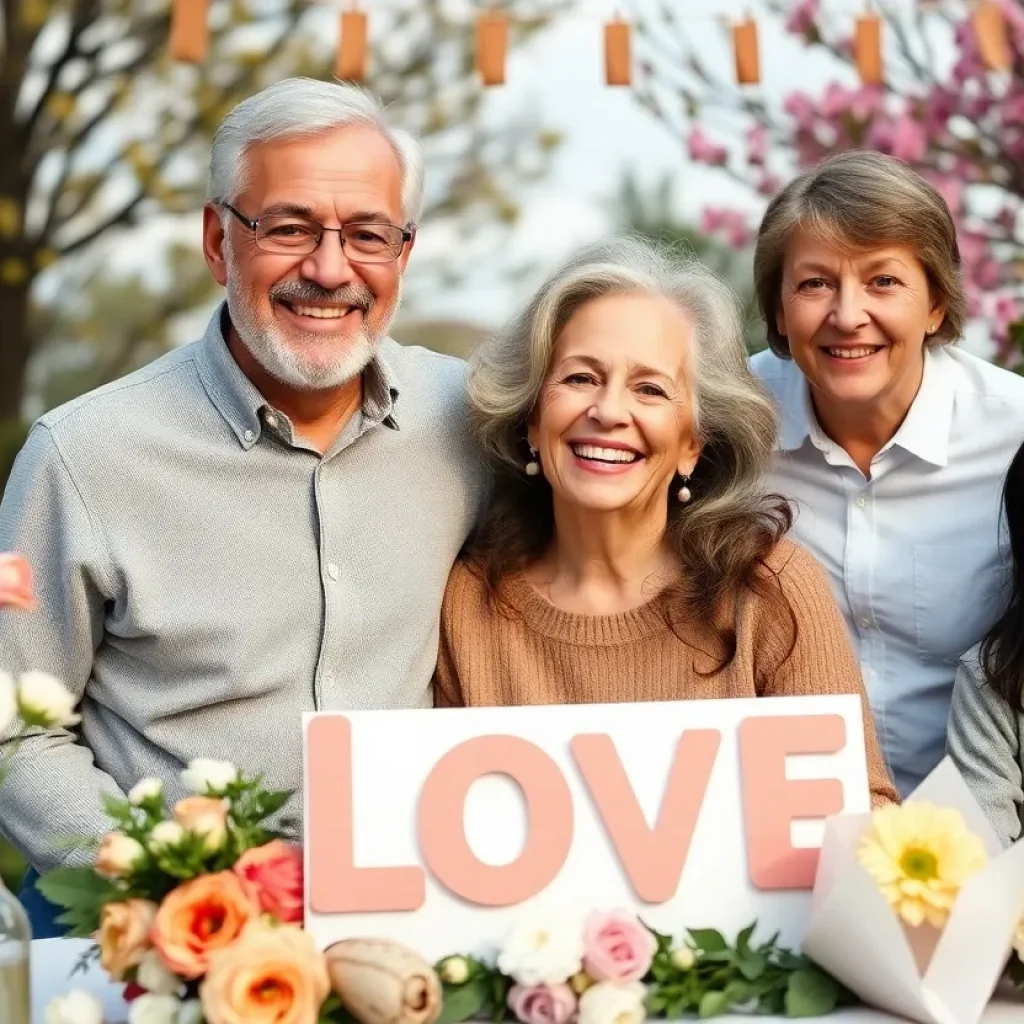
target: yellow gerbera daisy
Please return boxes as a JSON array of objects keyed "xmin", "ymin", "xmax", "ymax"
[{"xmin": 856, "ymin": 800, "xmax": 988, "ymax": 929}]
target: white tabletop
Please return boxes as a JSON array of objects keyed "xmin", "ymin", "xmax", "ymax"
[{"xmin": 29, "ymin": 938, "xmax": 1024, "ymax": 1024}]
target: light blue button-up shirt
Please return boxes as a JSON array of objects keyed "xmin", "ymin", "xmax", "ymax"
[{"xmin": 752, "ymin": 344, "xmax": 1024, "ymax": 795}]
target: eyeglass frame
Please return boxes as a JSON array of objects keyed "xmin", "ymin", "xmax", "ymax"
[{"xmin": 219, "ymin": 203, "xmax": 415, "ymax": 264}]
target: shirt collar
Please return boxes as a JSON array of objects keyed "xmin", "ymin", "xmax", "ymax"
[
  {"xmin": 194, "ymin": 302, "xmax": 401, "ymax": 450},
  {"xmin": 775, "ymin": 346, "xmax": 953, "ymax": 468}
]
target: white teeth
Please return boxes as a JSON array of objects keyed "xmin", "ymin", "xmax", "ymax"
[
  {"xmin": 828, "ymin": 347, "xmax": 877, "ymax": 359},
  {"xmin": 570, "ymin": 444, "xmax": 638, "ymax": 463},
  {"xmin": 290, "ymin": 305, "xmax": 350, "ymax": 319}
]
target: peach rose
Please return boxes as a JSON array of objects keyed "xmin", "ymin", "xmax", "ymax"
[
  {"xmin": 200, "ymin": 923, "xmax": 329, "ymax": 1024},
  {"xmin": 151, "ymin": 872, "xmax": 255, "ymax": 980},
  {"xmin": 233, "ymin": 841, "xmax": 303, "ymax": 923},
  {"xmin": 173, "ymin": 796, "xmax": 229, "ymax": 852},
  {"xmin": 97, "ymin": 899, "xmax": 158, "ymax": 981},
  {"xmin": 0, "ymin": 553, "xmax": 33, "ymax": 611},
  {"xmin": 95, "ymin": 832, "xmax": 146, "ymax": 879}
]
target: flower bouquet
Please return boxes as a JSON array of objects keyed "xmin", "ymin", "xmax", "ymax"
[{"xmin": 802, "ymin": 757, "xmax": 1024, "ymax": 1024}]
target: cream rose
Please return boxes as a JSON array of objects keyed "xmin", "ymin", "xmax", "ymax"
[
  {"xmin": 128, "ymin": 994, "xmax": 182, "ymax": 1024},
  {"xmin": 173, "ymin": 795, "xmax": 229, "ymax": 852},
  {"xmin": 95, "ymin": 832, "xmax": 146, "ymax": 878},
  {"xmin": 577, "ymin": 982, "xmax": 647, "ymax": 1024},
  {"xmin": 180, "ymin": 758, "xmax": 237, "ymax": 795},
  {"xmin": 497, "ymin": 920, "xmax": 584, "ymax": 987},
  {"xmin": 136, "ymin": 948, "xmax": 184, "ymax": 996},
  {"xmin": 0, "ymin": 671, "xmax": 16, "ymax": 736},
  {"xmin": 44, "ymin": 990, "xmax": 104, "ymax": 1024},
  {"xmin": 98, "ymin": 899, "xmax": 158, "ymax": 980},
  {"xmin": 16, "ymin": 670, "xmax": 79, "ymax": 728},
  {"xmin": 129, "ymin": 777, "xmax": 164, "ymax": 806}
]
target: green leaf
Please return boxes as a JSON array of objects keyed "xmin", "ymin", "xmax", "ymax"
[
  {"xmin": 36, "ymin": 866, "xmax": 118, "ymax": 910},
  {"xmin": 438, "ymin": 979, "xmax": 490, "ymax": 1024},
  {"xmin": 785, "ymin": 968, "xmax": 839, "ymax": 1017},
  {"xmin": 687, "ymin": 928, "xmax": 727, "ymax": 953},
  {"xmin": 736, "ymin": 922, "xmax": 756, "ymax": 955},
  {"xmin": 698, "ymin": 990, "xmax": 728, "ymax": 1018},
  {"xmin": 736, "ymin": 948, "xmax": 766, "ymax": 981},
  {"xmin": 489, "ymin": 971, "xmax": 512, "ymax": 1022}
]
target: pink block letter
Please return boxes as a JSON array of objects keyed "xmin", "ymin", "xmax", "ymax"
[
  {"xmin": 307, "ymin": 716, "xmax": 425, "ymax": 913},
  {"xmin": 738, "ymin": 714, "xmax": 846, "ymax": 890},
  {"xmin": 418, "ymin": 735, "xmax": 574, "ymax": 906},
  {"xmin": 571, "ymin": 730, "xmax": 721, "ymax": 903}
]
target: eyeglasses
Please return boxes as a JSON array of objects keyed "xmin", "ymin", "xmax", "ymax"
[{"xmin": 222, "ymin": 204, "xmax": 414, "ymax": 263}]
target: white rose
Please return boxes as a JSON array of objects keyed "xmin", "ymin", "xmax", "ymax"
[
  {"xmin": 578, "ymin": 982, "xmax": 647, "ymax": 1024},
  {"xmin": 670, "ymin": 946, "xmax": 695, "ymax": 971},
  {"xmin": 128, "ymin": 777, "xmax": 164, "ymax": 806},
  {"xmin": 0, "ymin": 671, "xmax": 17, "ymax": 735},
  {"xmin": 496, "ymin": 919, "xmax": 584, "ymax": 986},
  {"xmin": 95, "ymin": 832, "xmax": 146, "ymax": 878},
  {"xmin": 180, "ymin": 758, "xmax": 237, "ymax": 795},
  {"xmin": 176, "ymin": 1000, "xmax": 203, "ymax": 1024},
  {"xmin": 44, "ymin": 990, "xmax": 104, "ymax": 1024},
  {"xmin": 128, "ymin": 994, "xmax": 182, "ymax": 1024},
  {"xmin": 148, "ymin": 820, "xmax": 186, "ymax": 852},
  {"xmin": 17, "ymin": 670, "xmax": 80, "ymax": 728},
  {"xmin": 135, "ymin": 948, "xmax": 183, "ymax": 996}
]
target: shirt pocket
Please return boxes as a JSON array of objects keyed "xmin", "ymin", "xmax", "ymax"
[{"xmin": 912, "ymin": 542, "xmax": 999, "ymax": 664}]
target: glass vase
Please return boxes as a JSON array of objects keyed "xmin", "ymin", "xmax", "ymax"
[{"xmin": 0, "ymin": 872, "xmax": 30, "ymax": 1024}]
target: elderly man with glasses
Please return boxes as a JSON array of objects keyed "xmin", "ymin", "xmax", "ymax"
[{"xmin": 0, "ymin": 78, "xmax": 485, "ymax": 935}]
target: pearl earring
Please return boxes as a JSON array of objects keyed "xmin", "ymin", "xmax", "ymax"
[
  {"xmin": 525, "ymin": 446, "xmax": 541, "ymax": 476},
  {"xmin": 677, "ymin": 474, "xmax": 692, "ymax": 503}
]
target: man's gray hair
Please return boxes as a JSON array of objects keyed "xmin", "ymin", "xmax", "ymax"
[{"xmin": 207, "ymin": 77, "xmax": 425, "ymax": 224}]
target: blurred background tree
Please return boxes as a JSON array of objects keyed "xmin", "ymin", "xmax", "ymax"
[
  {"xmin": 631, "ymin": 0, "xmax": 1024, "ymax": 370},
  {"xmin": 0, "ymin": 0, "xmax": 566, "ymax": 480}
]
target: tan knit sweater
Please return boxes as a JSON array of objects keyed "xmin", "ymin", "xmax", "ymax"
[{"xmin": 434, "ymin": 538, "xmax": 898, "ymax": 808}]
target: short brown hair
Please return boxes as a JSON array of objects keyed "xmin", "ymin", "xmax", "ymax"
[{"xmin": 753, "ymin": 151, "xmax": 966, "ymax": 359}]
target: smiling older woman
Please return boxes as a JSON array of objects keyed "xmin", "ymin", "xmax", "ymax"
[
  {"xmin": 750, "ymin": 151, "xmax": 1024, "ymax": 796},
  {"xmin": 433, "ymin": 235, "xmax": 898, "ymax": 808}
]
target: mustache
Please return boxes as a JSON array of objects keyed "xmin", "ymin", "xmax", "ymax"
[{"xmin": 269, "ymin": 281, "xmax": 373, "ymax": 312}]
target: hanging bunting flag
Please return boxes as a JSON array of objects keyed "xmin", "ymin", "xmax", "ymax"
[
  {"xmin": 604, "ymin": 18, "xmax": 631, "ymax": 86},
  {"xmin": 169, "ymin": 0, "xmax": 210, "ymax": 63},
  {"xmin": 336, "ymin": 9, "xmax": 369, "ymax": 82},
  {"xmin": 732, "ymin": 17, "xmax": 760, "ymax": 85},
  {"xmin": 972, "ymin": 1, "xmax": 1011, "ymax": 72},
  {"xmin": 854, "ymin": 13, "xmax": 883, "ymax": 85},
  {"xmin": 476, "ymin": 12, "xmax": 509, "ymax": 86}
]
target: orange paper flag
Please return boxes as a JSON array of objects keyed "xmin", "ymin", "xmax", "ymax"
[
  {"xmin": 169, "ymin": 0, "xmax": 209, "ymax": 63},
  {"xmin": 476, "ymin": 12, "xmax": 508, "ymax": 86},
  {"xmin": 732, "ymin": 19, "xmax": 760, "ymax": 85},
  {"xmin": 972, "ymin": 1, "xmax": 1012, "ymax": 72},
  {"xmin": 854, "ymin": 14, "xmax": 883, "ymax": 85},
  {"xmin": 605, "ymin": 20, "xmax": 631, "ymax": 86},
  {"xmin": 336, "ymin": 10, "xmax": 369, "ymax": 82}
]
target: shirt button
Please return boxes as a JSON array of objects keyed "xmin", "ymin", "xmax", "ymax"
[
  {"xmin": 243, "ymin": 429, "xmax": 255, "ymax": 442},
  {"xmin": 859, "ymin": 616, "xmax": 871, "ymax": 628},
  {"xmin": 327, "ymin": 563, "xmax": 339, "ymax": 580},
  {"xmin": 856, "ymin": 496, "xmax": 867, "ymax": 507}
]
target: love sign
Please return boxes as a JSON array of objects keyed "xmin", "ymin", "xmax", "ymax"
[{"xmin": 303, "ymin": 694, "xmax": 870, "ymax": 959}]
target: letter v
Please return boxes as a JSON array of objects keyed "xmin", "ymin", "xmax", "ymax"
[{"xmin": 571, "ymin": 730, "xmax": 721, "ymax": 903}]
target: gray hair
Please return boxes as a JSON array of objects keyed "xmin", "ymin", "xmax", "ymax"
[
  {"xmin": 467, "ymin": 234, "xmax": 780, "ymax": 521},
  {"xmin": 754, "ymin": 151, "xmax": 966, "ymax": 358},
  {"xmin": 207, "ymin": 77, "xmax": 425, "ymax": 224}
]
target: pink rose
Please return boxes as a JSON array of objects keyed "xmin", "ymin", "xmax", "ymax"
[
  {"xmin": 508, "ymin": 983, "xmax": 576, "ymax": 1024},
  {"xmin": 0, "ymin": 554, "xmax": 33, "ymax": 611},
  {"xmin": 582, "ymin": 910, "xmax": 656, "ymax": 983},
  {"xmin": 233, "ymin": 840, "xmax": 303, "ymax": 923}
]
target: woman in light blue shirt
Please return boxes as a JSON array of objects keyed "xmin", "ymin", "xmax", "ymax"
[
  {"xmin": 749, "ymin": 151, "xmax": 1024, "ymax": 796},
  {"xmin": 948, "ymin": 440, "xmax": 1024, "ymax": 846}
]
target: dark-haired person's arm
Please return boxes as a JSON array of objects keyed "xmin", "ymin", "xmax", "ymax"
[
  {"xmin": 754, "ymin": 541, "xmax": 900, "ymax": 808},
  {"xmin": 947, "ymin": 648, "xmax": 1023, "ymax": 848}
]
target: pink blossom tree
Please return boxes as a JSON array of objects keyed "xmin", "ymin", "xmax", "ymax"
[{"xmin": 633, "ymin": 0, "xmax": 1024, "ymax": 367}]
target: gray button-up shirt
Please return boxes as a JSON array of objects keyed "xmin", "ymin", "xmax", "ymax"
[{"xmin": 0, "ymin": 304, "xmax": 485, "ymax": 870}]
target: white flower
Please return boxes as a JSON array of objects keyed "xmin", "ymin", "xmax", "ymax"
[
  {"xmin": 496, "ymin": 919, "xmax": 584, "ymax": 986},
  {"xmin": 438, "ymin": 955, "xmax": 470, "ymax": 985},
  {"xmin": 180, "ymin": 757, "xmax": 237, "ymax": 795},
  {"xmin": 95, "ymin": 832, "xmax": 146, "ymax": 878},
  {"xmin": 17, "ymin": 670, "xmax": 80, "ymax": 728},
  {"xmin": 128, "ymin": 994, "xmax": 182, "ymax": 1024},
  {"xmin": 0, "ymin": 671, "xmax": 17, "ymax": 735},
  {"xmin": 135, "ymin": 948, "xmax": 183, "ymax": 996},
  {"xmin": 128, "ymin": 777, "xmax": 164, "ymax": 806},
  {"xmin": 577, "ymin": 982, "xmax": 647, "ymax": 1024},
  {"xmin": 669, "ymin": 946, "xmax": 695, "ymax": 971},
  {"xmin": 148, "ymin": 820, "xmax": 186, "ymax": 851},
  {"xmin": 176, "ymin": 1000, "xmax": 203, "ymax": 1024},
  {"xmin": 44, "ymin": 989, "xmax": 104, "ymax": 1024}
]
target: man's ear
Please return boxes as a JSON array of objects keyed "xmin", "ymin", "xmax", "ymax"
[{"xmin": 202, "ymin": 204, "xmax": 229, "ymax": 286}]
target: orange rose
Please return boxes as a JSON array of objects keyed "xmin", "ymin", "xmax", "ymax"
[
  {"xmin": 97, "ymin": 899, "xmax": 157, "ymax": 980},
  {"xmin": 0, "ymin": 553, "xmax": 33, "ymax": 611},
  {"xmin": 151, "ymin": 872, "xmax": 255, "ymax": 979},
  {"xmin": 173, "ymin": 795, "xmax": 229, "ymax": 851},
  {"xmin": 201, "ymin": 923, "xmax": 329, "ymax": 1024}
]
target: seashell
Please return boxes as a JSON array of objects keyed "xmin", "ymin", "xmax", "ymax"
[{"xmin": 325, "ymin": 937, "xmax": 443, "ymax": 1024}]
